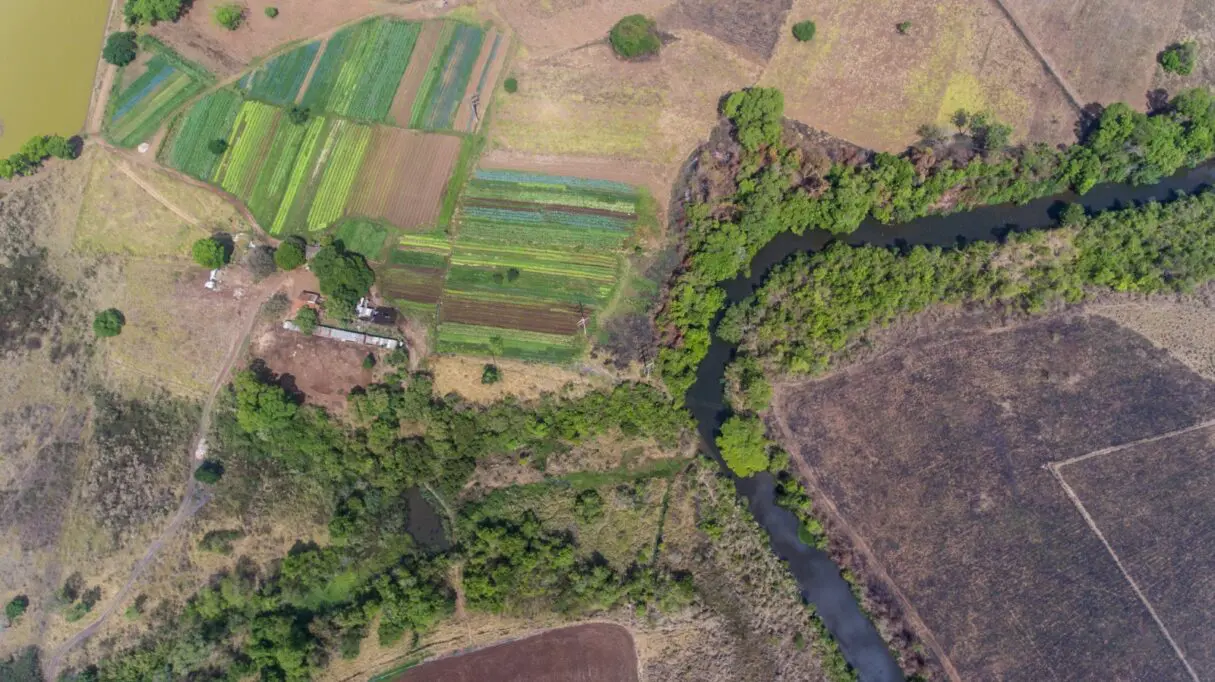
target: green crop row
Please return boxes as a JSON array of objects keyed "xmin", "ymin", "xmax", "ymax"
[
  {"xmin": 161, "ymin": 89, "xmax": 243, "ymax": 180},
  {"xmin": 436, "ymin": 323, "xmax": 581, "ymax": 362},
  {"xmin": 300, "ymin": 18, "xmax": 421, "ymax": 122},
  {"xmin": 271, "ymin": 116, "xmax": 329, "ymax": 234},
  {"xmin": 301, "ymin": 23, "xmax": 356, "ymax": 111},
  {"xmin": 408, "ymin": 22, "xmax": 457, "ymax": 128},
  {"xmin": 215, "ymin": 101, "xmax": 280, "ymax": 198},
  {"xmin": 451, "ymin": 243, "xmax": 617, "ymax": 281},
  {"xmin": 463, "ymin": 183, "xmax": 638, "ymax": 214},
  {"xmin": 247, "ymin": 119, "xmax": 310, "ymax": 226},
  {"xmin": 307, "ymin": 121, "xmax": 371, "ymax": 230},
  {"xmin": 398, "ymin": 232, "xmax": 453, "ymax": 254},
  {"xmin": 109, "ymin": 71, "xmax": 204, "ymax": 148},
  {"xmin": 445, "ymin": 264, "xmax": 614, "ymax": 307},
  {"xmin": 246, "ymin": 40, "xmax": 321, "ymax": 106},
  {"xmin": 421, "ymin": 24, "xmax": 483, "ymax": 130}
]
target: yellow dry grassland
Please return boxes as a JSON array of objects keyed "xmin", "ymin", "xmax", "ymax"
[
  {"xmin": 430, "ymin": 355, "xmax": 608, "ymax": 403},
  {"xmin": 75, "ymin": 150, "xmax": 245, "ymax": 258},
  {"xmin": 492, "ymin": 0, "xmax": 677, "ymax": 58},
  {"xmin": 490, "ymin": 31, "xmax": 759, "ymax": 169},
  {"xmin": 96, "ymin": 259, "xmax": 242, "ymax": 397},
  {"xmin": 761, "ymin": 0, "xmax": 1077, "ymax": 151},
  {"xmin": 1089, "ymin": 303, "xmax": 1215, "ymax": 381}
]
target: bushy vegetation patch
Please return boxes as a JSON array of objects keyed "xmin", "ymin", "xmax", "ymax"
[
  {"xmin": 0, "ymin": 134, "xmax": 76, "ymax": 179},
  {"xmin": 93, "ymin": 309, "xmax": 126, "ymax": 338},
  {"xmin": 123, "ymin": 0, "xmax": 185, "ymax": 26},
  {"xmin": 214, "ymin": 3, "xmax": 245, "ymax": 30},
  {"xmin": 103, "ymin": 31, "xmax": 138, "ymax": 66},
  {"xmin": 609, "ymin": 15, "xmax": 660, "ymax": 59},
  {"xmin": 792, "ymin": 20, "xmax": 816, "ymax": 42},
  {"xmin": 1159, "ymin": 41, "xmax": 1197, "ymax": 75},
  {"xmin": 657, "ymin": 86, "xmax": 1215, "ymax": 396}
]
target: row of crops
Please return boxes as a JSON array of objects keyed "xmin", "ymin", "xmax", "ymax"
[
  {"xmin": 106, "ymin": 38, "xmax": 214, "ymax": 148},
  {"xmin": 382, "ymin": 169, "xmax": 644, "ymax": 362},
  {"xmin": 303, "ymin": 18, "xmax": 422, "ymax": 122},
  {"xmin": 238, "ymin": 40, "xmax": 321, "ymax": 106}
]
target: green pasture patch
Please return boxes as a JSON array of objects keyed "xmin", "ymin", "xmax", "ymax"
[
  {"xmin": 334, "ymin": 219, "xmax": 390, "ymax": 260},
  {"xmin": 436, "ymin": 323, "xmax": 581, "ymax": 362}
]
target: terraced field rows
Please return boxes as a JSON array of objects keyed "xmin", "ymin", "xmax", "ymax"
[
  {"xmin": 382, "ymin": 232, "xmax": 453, "ymax": 313},
  {"xmin": 107, "ymin": 49, "xmax": 212, "ymax": 148}
]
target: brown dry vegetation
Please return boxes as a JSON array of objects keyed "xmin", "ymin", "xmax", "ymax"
[
  {"xmin": 491, "ymin": 0, "xmax": 676, "ymax": 58},
  {"xmin": 1089, "ymin": 290, "xmax": 1215, "ymax": 381},
  {"xmin": 1059, "ymin": 425, "xmax": 1215, "ymax": 680},
  {"xmin": 394, "ymin": 623, "xmax": 639, "ymax": 682},
  {"xmin": 760, "ymin": 0, "xmax": 1078, "ymax": 152},
  {"xmin": 430, "ymin": 354, "xmax": 606, "ymax": 404},
  {"xmin": 772, "ymin": 314, "xmax": 1215, "ymax": 681},
  {"xmin": 351, "ymin": 130, "xmax": 463, "ymax": 230},
  {"xmin": 659, "ymin": 0, "xmax": 791, "ymax": 62}
]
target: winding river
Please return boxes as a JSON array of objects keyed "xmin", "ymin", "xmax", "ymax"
[{"xmin": 683, "ymin": 163, "xmax": 1215, "ymax": 682}]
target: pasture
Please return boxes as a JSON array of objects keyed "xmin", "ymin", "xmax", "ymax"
[
  {"xmin": 105, "ymin": 39, "xmax": 214, "ymax": 149},
  {"xmin": 771, "ymin": 314, "xmax": 1215, "ymax": 681}
]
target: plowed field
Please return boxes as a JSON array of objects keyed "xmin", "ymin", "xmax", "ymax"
[
  {"xmin": 441, "ymin": 295, "xmax": 581, "ymax": 335},
  {"xmin": 392, "ymin": 623, "xmax": 638, "ymax": 682},
  {"xmin": 350, "ymin": 128, "xmax": 462, "ymax": 229}
]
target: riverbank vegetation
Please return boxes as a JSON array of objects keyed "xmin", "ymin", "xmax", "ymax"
[
  {"xmin": 657, "ymin": 86, "xmax": 1215, "ymax": 396},
  {"xmin": 722, "ymin": 190, "xmax": 1215, "ymax": 373},
  {"xmin": 0, "ymin": 135, "xmax": 76, "ymax": 179}
]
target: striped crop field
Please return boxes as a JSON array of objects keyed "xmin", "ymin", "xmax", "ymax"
[
  {"xmin": 160, "ymin": 89, "xmax": 243, "ymax": 180},
  {"xmin": 410, "ymin": 23, "xmax": 484, "ymax": 130},
  {"xmin": 245, "ymin": 117, "xmax": 312, "ymax": 226},
  {"xmin": 213, "ymin": 100, "xmax": 281, "ymax": 199},
  {"xmin": 300, "ymin": 18, "xmax": 421, "ymax": 122},
  {"xmin": 455, "ymin": 30, "xmax": 508, "ymax": 133},
  {"xmin": 242, "ymin": 41, "xmax": 321, "ymax": 106},
  {"xmin": 381, "ymin": 232, "xmax": 452, "ymax": 311},
  {"xmin": 107, "ymin": 52, "xmax": 210, "ymax": 148},
  {"xmin": 425, "ymin": 168, "xmax": 643, "ymax": 363},
  {"xmin": 306, "ymin": 122, "xmax": 371, "ymax": 230},
  {"xmin": 349, "ymin": 128, "xmax": 462, "ymax": 229}
]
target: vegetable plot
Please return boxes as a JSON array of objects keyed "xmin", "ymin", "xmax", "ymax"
[
  {"xmin": 107, "ymin": 51, "xmax": 211, "ymax": 148},
  {"xmin": 242, "ymin": 40, "xmax": 321, "ymax": 106},
  {"xmin": 300, "ymin": 18, "xmax": 421, "ymax": 122},
  {"xmin": 161, "ymin": 88, "xmax": 243, "ymax": 180}
]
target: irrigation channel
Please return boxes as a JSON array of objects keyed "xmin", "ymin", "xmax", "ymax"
[{"xmin": 683, "ymin": 163, "xmax": 1215, "ymax": 682}]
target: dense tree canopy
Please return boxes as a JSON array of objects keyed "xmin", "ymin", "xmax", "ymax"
[
  {"xmin": 123, "ymin": 0, "xmax": 185, "ymax": 25},
  {"xmin": 723, "ymin": 88, "xmax": 784, "ymax": 152},
  {"xmin": 609, "ymin": 15, "xmax": 660, "ymax": 58},
  {"xmin": 274, "ymin": 236, "xmax": 307, "ymax": 270},
  {"xmin": 102, "ymin": 32, "xmax": 138, "ymax": 66},
  {"xmin": 311, "ymin": 242, "xmax": 374, "ymax": 308},
  {"xmin": 716, "ymin": 415, "xmax": 771, "ymax": 477},
  {"xmin": 191, "ymin": 237, "xmax": 228, "ymax": 269},
  {"xmin": 0, "ymin": 135, "xmax": 75, "ymax": 180},
  {"xmin": 1159, "ymin": 41, "xmax": 1197, "ymax": 75}
]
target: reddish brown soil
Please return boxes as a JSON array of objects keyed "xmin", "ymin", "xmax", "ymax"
[
  {"xmin": 1061, "ymin": 424, "xmax": 1215, "ymax": 680},
  {"xmin": 441, "ymin": 296, "xmax": 581, "ymax": 334},
  {"xmin": 351, "ymin": 128, "xmax": 461, "ymax": 229},
  {"xmin": 394, "ymin": 623, "xmax": 638, "ymax": 682},
  {"xmin": 772, "ymin": 315, "xmax": 1215, "ymax": 681},
  {"xmin": 251, "ymin": 326, "xmax": 374, "ymax": 412},
  {"xmin": 380, "ymin": 266, "xmax": 445, "ymax": 305},
  {"xmin": 390, "ymin": 21, "xmax": 444, "ymax": 126}
]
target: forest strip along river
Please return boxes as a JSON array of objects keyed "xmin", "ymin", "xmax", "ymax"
[{"xmin": 684, "ymin": 162, "xmax": 1215, "ymax": 682}]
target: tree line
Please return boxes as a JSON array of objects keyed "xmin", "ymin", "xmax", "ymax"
[{"xmin": 0, "ymin": 135, "xmax": 76, "ymax": 180}]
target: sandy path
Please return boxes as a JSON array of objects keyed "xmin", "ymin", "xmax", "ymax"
[{"xmin": 114, "ymin": 160, "xmax": 200, "ymax": 226}]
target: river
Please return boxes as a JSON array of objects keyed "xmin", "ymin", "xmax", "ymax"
[
  {"xmin": 683, "ymin": 162, "xmax": 1215, "ymax": 681},
  {"xmin": 0, "ymin": 0, "xmax": 110, "ymax": 156}
]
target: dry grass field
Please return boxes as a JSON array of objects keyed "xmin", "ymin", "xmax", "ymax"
[
  {"xmin": 760, "ymin": 0, "xmax": 1077, "ymax": 152},
  {"xmin": 430, "ymin": 355, "xmax": 606, "ymax": 404},
  {"xmin": 1056, "ymin": 423, "xmax": 1215, "ymax": 680},
  {"xmin": 772, "ymin": 315, "xmax": 1215, "ymax": 681}
]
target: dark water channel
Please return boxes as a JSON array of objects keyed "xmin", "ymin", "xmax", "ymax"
[{"xmin": 683, "ymin": 164, "xmax": 1215, "ymax": 681}]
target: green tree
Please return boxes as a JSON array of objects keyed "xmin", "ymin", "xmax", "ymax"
[
  {"xmin": 232, "ymin": 370, "xmax": 298, "ymax": 437},
  {"xmin": 362, "ymin": 353, "xmax": 376, "ymax": 370},
  {"xmin": 792, "ymin": 20, "xmax": 816, "ymax": 42},
  {"xmin": 264, "ymin": 6, "xmax": 278, "ymax": 18},
  {"xmin": 192, "ymin": 237, "xmax": 228, "ymax": 269},
  {"xmin": 287, "ymin": 105, "xmax": 311, "ymax": 125},
  {"xmin": 295, "ymin": 307, "xmax": 319, "ymax": 335},
  {"xmin": 208, "ymin": 138, "xmax": 228, "ymax": 155},
  {"xmin": 311, "ymin": 242, "xmax": 375, "ymax": 308},
  {"xmin": 1159, "ymin": 41, "xmax": 1197, "ymax": 75},
  {"xmin": 214, "ymin": 3, "xmax": 245, "ymax": 30},
  {"xmin": 274, "ymin": 236, "xmax": 307, "ymax": 270},
  {"xmin": 481, "ymin": 364, "xmax": 501, "ymax": 385},
  {"xmin": 609, "ymin": 15, "xmax": 660, "ymax": 59},
  {"xmin": 716, "ymin": 415, "xmax": 770, "ymax": 477},
  {"xmin": 193, "ymin": 460, "xmax": 224, "ymax": 484},
  {"xmin": 5, "ymin": 595, "xmax": 29, "ymax": 622},
  {"xmin": 123, "ymin": 0, "xmax": 185, "ymax": 25},
  {"xmin": 102, "ymin": 32, "xmax": 138, "ymax": 66},
  {"xmin": 723, "ymin": 87, "xmax": 785, "ymax": 152},
  {"xmin": 503, "ymin": 77, "xmax": 518, "ymax": 93},
  {"xmin": 93, "ymin": 309, "xmax": 125, "ymax": 338}
]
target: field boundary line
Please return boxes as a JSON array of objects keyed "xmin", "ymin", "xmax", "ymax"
[
  {"xmin": 1050, "ymin": 419, "xmax": 1215, "ymax": 470},
  {"xmin": 769, "ymin": 392, "xmax": 964, "ymax": 682},
  {"xmin": 1047, "ymin": 463, "xmax": 1201, "ymax": 682},
  {"xmin": 986, "ymin": 0, "xmax": 1084, "ymax": 112},
  {"xmin": 114, "ymin": 159, "xmax": 200, "ymax": 226}
]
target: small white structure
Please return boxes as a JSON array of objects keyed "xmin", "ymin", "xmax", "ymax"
[
  {"xmin": 137, "ymin": 142, "xmax": 151, "ymax": 154},
  {"xmin": 204, "ymin": 269, "xmax": 220, "ymax": 290},
  {"xmin": 356, "ymin": 297, "xmax": 374, "ymax": 320},
  {"xmin": 282, "ymin": 321, "xmax": 402, "ymax": 350}
]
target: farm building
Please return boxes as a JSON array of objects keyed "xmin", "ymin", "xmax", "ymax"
[{"xmin": 282, "ymin": 321, "xmax": 402, "ymax": 350}]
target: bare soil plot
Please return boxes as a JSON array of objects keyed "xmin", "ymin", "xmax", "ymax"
[
  {"xmin": 350, "ymin": 128, "xmax": 461, "ymax": 229},
  {"xmin": 441, "ymin": 296, "xmax": 582, "ymax": 335},
  {"xmin": 431, "ymin": 355, "xmax": 603, "ymax": 404},
  {"xmin": 760, "ymin": 0, "xmax": 1078, "ymax": 152},
  {"xmin": 493, "ymin": 0, "xmax": 676, "ymax": 58},
  {"xmin": 659, "ymin": 0, "xmax": 792, "ymax": 61},
  {"xmin": 393, "ymin": 623, "xmax": 637, "ymax": 682},
  {"xmin": 772, "ymin": 315, "xmax": 1215, "ymax": 681},
  {"xmin": 389, "ymin": 21, "xmax": 444, "ymax": 126},
  {"xmin": 251, "ymin": 327, "xmax": 375, "ymax": 413},
  {"xmin": 1002, "ymin": 0, "xmax": 1187, "ymax": 107},
  {"xmin": 1058, "ymin": 424, "xmax": 1215, "ymax": 680}
]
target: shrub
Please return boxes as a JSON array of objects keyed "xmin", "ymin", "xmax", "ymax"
[
  {"xmin": 287, "ymin": 105, "xmax": 311, "ymax": 125},
  {"xmin": 214, "ymin": 3, "xmax": 245, "ymax": 30},
  {"xmin": 1059, "ymin": 202, "xmax": 1087, "ymax": 227},
  {"xmin": 199, "ymin": 529, "xmax": 244, "ymax": 553},
  {"xmin": 5, "ymin": 595, "xmax": 29, "ymax": 622},
  {"xmin": 311, "ymin": 242, "xmax": 375, "ymax": 308},
  {"xmin": 362, "ymin": 353, "xmax": 376, "ymax": 370},
  {"xmin": 792, "ymin": 20, "xmax": 816, "ymax": 42},
  {"xmin": 968, "ymin": 111, "xmax": 1012, "ymax": 153},
  {"xmin": 192, "ymin": 237, "xmax": 228, "ymax": 269},
  {"xmin": 295, "ymin": 307, "xmax": 319, "ymax": 335},
  {"xmin": 264, "ymin": 6, "xmax": 278, "ymax": 18},
  {"xmin": 503, "ymin": 77, "xmax": 518, "ymax": 93},
  {"xmin": 716, "ymin": 415, "xmax": 771, "ymax": 477},
  {"xmin": 247, "ymin": 245, "xmax": 277, "ymax": 280},
  {"xmin": 93, "ymin": 309, "xmax": 125, "ymax": 338},
  {"xmin": 208, "ymin": 138, "xmax": 228, "ymax": 155},
  {"xmin": 723, "ymin": 87, "xmax": 785, "ymax": 152},
  {"xmin": 123, "ymin": 0, "xmax": 185, "ymax": 26},
  {"xmin": 194, "ymin": 460, "xmax": 225, "ymax": 484},
  {"xmin": 103, "ymin": 32, "xmax": 138, "ymax": 66},
  {"xmin": 386, "ymin": 348, "xmax": 409, "ymax": 367},
  {"xmin": 896, "ymin": 21, "xmax": 912, "ymax": 34},
  {"xmin": 574, "ymin": 489, "xmax": 604, "ymax": 524},
  {"xmin": 481, "ymin": 364, "xmax": 501, "ymax": 385},
  {"xmin": 1159, "ymin": 41, "xmax": 1197, "ymax": 75},
  {"xmin": 274, "ymin": 236, "xmax": 307, "ymax": 270},
  {"xmin": 609, "ymin": 15, "xmax": 660, "ymax": 59}
]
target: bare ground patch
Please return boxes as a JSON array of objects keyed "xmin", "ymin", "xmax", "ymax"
[
  {"xmin": 760, "ymin": 0, "xmax": 1078, "ymax": 152},
  {"xmin": 491, "ymin": 0, "xmax": 676, "ymax": 58},
  {"xmin": 772, "ymin": 314, "xmax": 1215, "ymax": 681},
  {"xmin": 351, "ymin": 129, "xmax": 463, "ymax": 230},
  {"xmin": 659, "ymin": 0, "xmax": 791, "ymax": 62},
  {"xmin": 250, "ymin": 326, "xmax": 375, "ymax": 413}
]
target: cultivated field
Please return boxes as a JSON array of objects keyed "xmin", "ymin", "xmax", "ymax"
[
  {"xmin": 238, "ymin": 40, "xmax": 322, "ymax": 106},
  {"xmin": 349, "ymin": 128, "xmax": 463, "ymax": 230},
  {"xmin": 393, "ymin": 624, "xmax": 639, "ymax": 682},
  {"xmin": 1057, "ymin": 424, "xmax": 1215, "ymax": 680},
  {"xmin": 772, "ymin": 314, "xmax": 1215, "ymax": 680},
  {"xmin": 106, "ymin": 40, "xmax": 214, "ymax": 149},
  {"xmin": 759, "ymin": 0, "xmax": 1078, "ymax": 151}
]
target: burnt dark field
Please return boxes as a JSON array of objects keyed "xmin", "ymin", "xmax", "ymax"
[{"xmin": 772, "ymin": 314, "xmax": 1215, "ymax": 681}]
